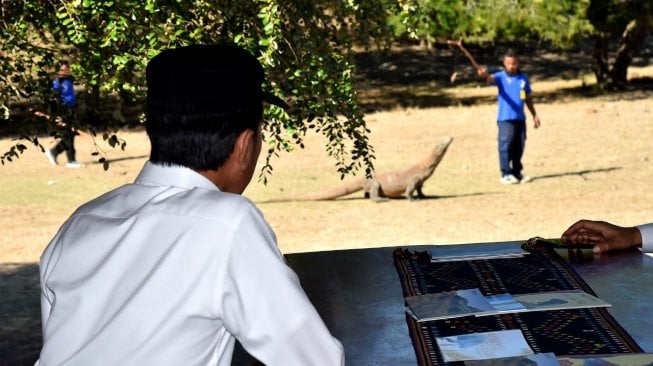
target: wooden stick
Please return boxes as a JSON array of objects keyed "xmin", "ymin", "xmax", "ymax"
[
  {"xmin": 31, "ymin": 108, "xmax": 87, "ymax": 136},
  {"xmin": 447, "ymin": 38, "xmax": 483, "ymax": 73}
]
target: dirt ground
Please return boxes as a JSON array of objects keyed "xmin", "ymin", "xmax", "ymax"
[{"xmin": 1, "ymin": 46, "xmax": 653, "ymax": 364}]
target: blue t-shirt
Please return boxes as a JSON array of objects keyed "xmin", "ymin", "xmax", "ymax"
[
  {"xmin": 52, "ymin": 77, "xmax": 76, "ymax": 107},
  {"xmin": 491, "ymin": 70, "xmax": 531, "ymax": 122}
]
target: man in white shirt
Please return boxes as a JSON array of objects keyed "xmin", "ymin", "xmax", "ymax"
[
  {"xmin": 36, "ymin": 44, "xmax": 344, "ymax": 366},
  {"xmin": 561, "ymin": 220, "xmax": 653, "ymax": 254}
]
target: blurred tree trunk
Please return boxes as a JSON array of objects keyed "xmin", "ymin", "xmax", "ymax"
[
  {"xmin": 588, "ymin": 0, "xmax": 653, "ymax": 89},
  {"xmin": 591, "ymin": 31, "xmax": 611, "ymax": 85},
  {"xmin": 609, "ymin": 12, "xmax": 653, "ymax": 88}
]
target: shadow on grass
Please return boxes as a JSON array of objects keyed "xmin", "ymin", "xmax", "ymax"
[
  {"xmin": 90, "ymin": 154, "xmax": 149, "ymax": 165},
  {"xmin": 354, "ymin": 43, "xmax": 653, "ymax": 113},
  {"xmin": 258, "ymin": 190, "xmax": 498, "ymax": 204},
  {"xmin": 529, "ymin": 167, "xmax": 621, "ymax": 183},
  {"xmin": 0, "ymin": 263, "xmax": 41, "ymax": 366},
  {"xmin": 259, "ymin": 166, "xmax": 621, "ymax": 204}
]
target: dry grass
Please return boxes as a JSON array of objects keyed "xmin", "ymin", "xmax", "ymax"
[{"xmin": 2, "ymin": 66, "xmax": 653, "ymax": 264}]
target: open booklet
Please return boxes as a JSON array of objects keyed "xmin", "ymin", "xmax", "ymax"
[
  {"xmin": 557, "ymin": 353, "xmax": 653, "ymax": 366},
  {"xmin": 500, "ymin": 290, "xmax": 611, "ymax": 314},
  {"xmin": 436, "ymin": 329, "xmax": 534, "ymax": 363},
  {"xmin": 430, "ymin": 243, "xmax": 529, "ymax": 262},
  {"xmin": 465, "ymin": 352, "xmax": 560, "ymax": 365},
  {"xmin": 406, "ymin": 289, "xmax": 610, "ymax": 322},
  {"xmin": 405, "ymin": 288, "xmax": 497, "ymax": 321},
  {"xmin": 440, "ymin": 345, "xmax": 653, "ymax": 364}
]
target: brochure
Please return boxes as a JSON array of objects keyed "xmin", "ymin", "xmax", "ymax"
[
  {"xmin": 407, "ymin": 289, "xmax": 609, "ymax": 322},
  {"xmin": 465, "ymin": 352, "xmax": 560, "ymax": 365},
  {"xmin": 405, "ymin": 288, "xmax": 496, "ymax": 322},
  {"xmin": 511, "ymin": 290, "xmax": 611, "ymax": 312},
  {"xmin": 485, "ymin": 293, "xmax": 527, "ymax": 312},
  {"xmin": 557, "ymin": 353, "xmax": 653, "ymax": 366},
  {"xmin": 436, "ymin": 329, "xmax": 534, "ymax": 362},
  {"xmin": 475, "ymin": 290, "xmax": 610, "ymax": 318}
]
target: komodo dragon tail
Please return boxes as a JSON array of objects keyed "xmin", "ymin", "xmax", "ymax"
[{"xmin": 294, "ymin": 177, "xmax": 367, "ymax": 200}]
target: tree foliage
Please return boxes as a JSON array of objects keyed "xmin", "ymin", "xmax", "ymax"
[
  {"xmin": 387, "ymin": 0, "xmax": 592, "ymax": 47},
  {"xmin": 388, "ymin": 0, "xmax": 650, "ymax": 88},
  {"xmin": 587, "ymin": 0, "xmax": 653, "ymax": 88},
  {"xmin": 1, "ymin": 0, "xmax": 397, "ymax": 179},
  {"xmin": 1, "ymin": 0, "xmax": 650, "ymax": 174}
]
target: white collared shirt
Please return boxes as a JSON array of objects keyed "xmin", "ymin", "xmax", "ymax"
[
  {"xmin": 638, "ymin": 223, "xmax": 653, "ymax": 252},
  {"xmin": 37, "ymin": 162, "xmax": 344, "ymax": 366}
]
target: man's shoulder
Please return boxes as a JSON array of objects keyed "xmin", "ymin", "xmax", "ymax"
[
  {"xmin": 154, "ymin": 189, "xmax": 266, "ymax": 230},
  {"xmin": 184, "ymin": 188, "xmax": 255, "ymax": 212},
  {"xmin": 491, "ymin": 70, "xmax": 508, "ymax": 85},
  {"xmin": 75, "ymin": 183, "xmax": 260, "ymax": 224}
]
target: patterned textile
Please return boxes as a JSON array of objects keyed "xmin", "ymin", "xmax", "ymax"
[{"xmin": 393, "ymin": 240, "xmax": 643, "ymax": 366}]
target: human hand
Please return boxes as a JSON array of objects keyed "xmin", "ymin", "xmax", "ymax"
[
  {"xmin": 32, "ymin": 109, "xmax": 49, "ymax": 119},
  {"xmin": 533, "ymin": 115, "xmax": 541, "ymax": 129},
  {"xmin": 446, "ymin": 37, "xmax": 463, "ymax": 48},
  {"xmin": 54, "ymin": 116, "xmax": 66, "ymax": 127},
  {"xmin": 561, "ymin": 219, "xmax": 642, "ymax": 254}
]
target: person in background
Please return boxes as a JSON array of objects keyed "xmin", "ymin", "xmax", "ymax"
[
  {"xmin": 452, "ymin": 41, "xmax": 541, "ymax": 184},
  {"xmin": 479, "ymin": 49, "xmax": 541, "ymax": 184},
  {"xmin": 44, "ymin": 60, "xmax": 83, "ymax": 168},
  {"xmin": 36, "ymin": 44, "xmax": 344, "ymax": 366},
  {"xmin": 561, "ymin": 220, "xmax": 653, "ymax": 254}
]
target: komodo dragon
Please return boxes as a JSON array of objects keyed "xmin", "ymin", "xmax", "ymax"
[{"xmin": 294, "ymin": 136, "xmax": 453, "ymax": 201}]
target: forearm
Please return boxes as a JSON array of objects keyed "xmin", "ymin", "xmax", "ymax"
[
  {"xmin": 525, "ymin": 97, "xmax": 537, "ymax": 117},
  {"xmin": 473, "ymin": 66, "xmax": 494, "ymax": 84},
  {"xmin": 451, "ymin": 41, "xmax": 492, "ymax": 83}
]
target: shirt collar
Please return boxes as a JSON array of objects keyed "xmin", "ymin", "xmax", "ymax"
[{"xmin": 134, "ymin": 161, "xmax": 219, "ymax": 191}]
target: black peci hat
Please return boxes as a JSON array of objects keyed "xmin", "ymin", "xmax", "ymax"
[{"xmin": 146, "ymin": 44, "xmax": 288, "ymax": 115}]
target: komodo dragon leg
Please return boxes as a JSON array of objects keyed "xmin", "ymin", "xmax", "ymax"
[
  {"xmin": 368, "ymin": 180, "xmax": 388, "ymax": 201},
  {"xmin": 404, "ymin": 179, "xmax": 426, "ymax": 201}
]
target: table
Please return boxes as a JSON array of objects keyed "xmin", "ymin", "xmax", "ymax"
[{"xmin": 233, "ymin": 242, "xmax": 653, "ymax": 365}]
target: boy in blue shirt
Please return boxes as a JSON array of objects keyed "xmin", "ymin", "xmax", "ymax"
[
  {"xmin": 452, "ymin": 42, "xmax": 541, "ymax": 184},
  {"xmin": 44, "ymin": 60, "xmax": 82, "ymax": 168},
  {"xmin": 479, "ymin": 49, "xmax": 541, "ymax": 184}
]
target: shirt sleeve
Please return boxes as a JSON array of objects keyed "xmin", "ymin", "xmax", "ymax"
[
  {"xmin": 524, "ymin": 75, "xmax": 532, "ymax": 95},
  {"xmin": 39, "ymin": 227, "xmax": 66, "ymax": 334},
  {"xmin": 637, "ymin": 223, "xmax": 653, "ymax": 252},
  {"xmin": 490, "ymin": 71, "xmax": 502, "ymax": 86},
  {"xmin": 220, "ymin": 204, "xmax": 344, "ymax": 366}
]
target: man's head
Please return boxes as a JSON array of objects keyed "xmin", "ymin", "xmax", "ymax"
[
  {"xmin": 145, "ymin": 44, "xmax": 286, "ymax": 180},
  {"xmin": 502, "ymin": 49, "xmax": 519, "ymax": 75},
  {"xmin": 58, "ymin": 61, "xmax": 71, "ymax": 78}
]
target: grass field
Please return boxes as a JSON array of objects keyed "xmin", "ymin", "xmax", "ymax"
[{"xmin": 2, "ymin": 65, "xmax": 653, "ymax": 263}]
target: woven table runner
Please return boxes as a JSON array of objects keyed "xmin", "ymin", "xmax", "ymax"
[{"xmin": 393, "ymin": 240, "xmax": 643, "ymax": 366}]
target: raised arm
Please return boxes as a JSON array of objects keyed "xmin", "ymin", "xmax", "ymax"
[{"xmin": 448, "ymin": 39, "xmax": 493, "ymax": 83}]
